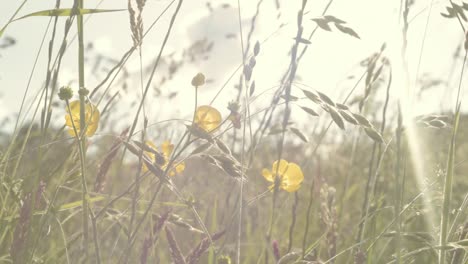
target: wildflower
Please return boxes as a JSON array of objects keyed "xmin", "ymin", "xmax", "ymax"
[
  {"xmin": 142, "ymin": 140, "xmax": 185, "ymax": 177},
  {"xmin": 191, "ymin": 72, "xmax": 205, "ymax": 87},
  {"xmin": 65, "ymin": 100, "xmax": 100, "ymax": 137},
  {"xmin": 262, "ymin": 159, "xmax": 304, "ymax": 192},
  {"xmin": 194, "ymin": 105, "xmax": 221, "ymax": 132}
]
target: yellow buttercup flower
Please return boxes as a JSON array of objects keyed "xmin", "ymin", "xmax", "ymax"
[
  {"xmin": 194, "ymin": 105, "xmax": 221, "ymax": 132},
  {"xmin": 65, "ymin": 100, "xmax": 100, "ymax": 137},
  {"xmin": 142, "ymin": 140, "xmax": 185, "ymax": 177},
  {"xmin": 262, "ymin": 159, "xmax": 304, "ymax": 192}
]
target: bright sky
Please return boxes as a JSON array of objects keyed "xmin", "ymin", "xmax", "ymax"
[{"xmin": 0, "ymin": 0, "xmax": 465, "ymax": 132}]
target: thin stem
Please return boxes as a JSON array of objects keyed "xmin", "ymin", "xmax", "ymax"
[
  {"xmin": 125, "ymin": 0, "xmax": 184, "ymax": 151},
  {"xmin": 74, "ymin": 0, "xmax": 89, "ymax": 259},
  {"xmin": 439, "ymin": 42, "xmax": 466, "ymax": 264},
  {"xmin": 302, "ymin": 178, "xmax": 315, "ymax": 259},
  {"xmin": 287, "ymin": 192, "xmax": 299, "ymax": 252},
  {"xmin": 235, "ymin": 0, "xmax": 249, "ymax": 263},
  {"xmin": 187, "ymin": 86, "xmax": 198, "ymax": 143},
  {"xmin": 65, "ymin": 99, "xmax": 89, "ymax": 260}
]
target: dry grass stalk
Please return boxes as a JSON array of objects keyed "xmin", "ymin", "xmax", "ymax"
[
  {"xmin": 128, "ymin": 0, "xmax": 146, "ymax": 48},
  {"xmin": 272, "ymin": 240, "xmax": 281, "ymax": 261},
  {"xmin": 319, "ymin": 184, "xmax": 337, "ymax": 262},
  {"xmin": 140, "ymin": 211, "xmax": 170, "ymax": 264},
  {"xmin": 165, "ymin": 226, "xmax": 187, "ymax": 264},
  {"xmin": 10, "ymin": 181, "xmax": 46, "ymax": 262},
  {"xmin": 190, "ymin": 142, "xmax": 212, "ymax": 155},
  {"xmin": 122, "ymin": 140, "xmax": 165, "ymax": 177},
  {"xmin": 185, "ymin": 230, "xmax": 226, "ymax": 264},
  {"xmin": 212, "ymin": 155, "xmax": 246, "ymax": 181},
  {"xmin": 450, "ymin": 222, "xmax": 468, "ymax": 264},
  {"xmin": 94, "ymin": 128, "xmax": 129, "ymax": 192}
]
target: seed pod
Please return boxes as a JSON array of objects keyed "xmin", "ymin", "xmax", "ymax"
[
  {"xmin": 222, "ymin": 164, "xmax": 242, "ymax": 179},
  {"xmin": 122, "ymin": 141, "xmax": 141, "ymax": 157},
  {"xmin": 213, "ymin": 155, "xmax": 234, "ymax": 165},
  {"xmin": 249, "ymin": 57, "xmax": 256, "ymax": 68},
  {"xmin": 215, "ymin": 139, "xmax": 231, "ymax": 155},
  {"xmin": 465, "ymin": 30, "xmax": 468, "ymax": 50},
  {"xmin": 328, "ymin": 107, "xmax": 345, "ymax": 130},
  {"xmin": 191, "ymin": 142, "xmax": 212, "ymax": 155},
  {"xmin": 290, "ymin": 127, "xmax": 309, "ymax": 143},
  {"xmin": 300, "ymin": 106, "xmax": 319, "ymax": 116},
  {"xmin": 336, "ymin": 103, "xmax": 349, "ymax": 110},
  {"xmin": 280, "ymin": 94, "xmax": 299, "ymax": 101},
  {"xmin": 220, "ymin": 162, "xmax": 246, "ymax": 181},
  {"xmin": 364, "ymin": 127, "xmax": 384, "ymax": 143},
  {"xmin": 186, "ymin": 124, "xmax": 213, "ymax": 142},
  {"xmin": 301, "ymin": 89, "xmax": 321, "ymax": 103},
  {"xmin": 201, "ymin": 154, "xmax": 218, "ymax": 166},
  {"xmin": 249, "ymin": 81, "xmax": 256, "ymax": 97},
  {"xmin": 339, "ymin": 110, "xmax": 359, "ymax": 125},
  {"xmin": 133, "ymin": 140, "xmax": 165, "ymax": 164},
  {"xmin": 317, "ymin": 91, "xmax": 336, "ymax": 106},
  {"xmin": 254, "ymin": 41, "xmax": 260, "ymax": 56},
  {"xmin": 428, "ymin": 119, "xmax": 446, "ymax": 128},
  {"xmin": 352, "ymin": 113, "xmax": 372, "ymax": 127},
  {"xmin": 243, "ymin": 65, "xmax": 252, "ymax": 81}
]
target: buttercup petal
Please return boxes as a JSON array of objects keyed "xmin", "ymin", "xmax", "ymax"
[
  {"xmin": 283, "ymin": 162, "xmax": 304, "ymax": 185},
  {"xmin": 142, "ymin": 141, "xmax": 157, "ymax": 173},
  {"xmin": 262, "ymin": 168, "xmax": 274, "ymax": 182},
  {"xmin": 272, "ymin": 159, "xmax": 289, "ymax": 176},
  {"xmin": 161, "ymin": 140, "xmax": 174, "ymax": 158},
  {"xmin": 194, "ymin": 105, "xmax": 221, "ymax": 132},
  {"xmin": 64, "ymin": 100, "xmax": 100, "ymax": 137},
  {"xmin": 175, "ymin": 162, "xmax": 185, "ymax": 174},
  {"xmin": 67, "ymin": 100, "xmax": 80, "ymax": 115}
]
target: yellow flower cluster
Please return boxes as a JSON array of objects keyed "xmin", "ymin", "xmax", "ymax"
[
  {"xmin": 62, "ymin": 84, "xmax": 305, "ymax": 191},
  {"xmin": 142, "ymin": 140, "xmax": 185, "ymax": 177}
]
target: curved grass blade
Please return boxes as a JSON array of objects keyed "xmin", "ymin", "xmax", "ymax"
[
  {"xmin": 14, "ymin": 8, "xmax": 125, "ymax": 21},
  {"xmin": 364, "ymin": 127, "xmax": 384, "ymax": 143}
]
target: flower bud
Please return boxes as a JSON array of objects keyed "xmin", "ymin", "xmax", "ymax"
[
  {"xmin": 78, "ymin": 87, "xmax": 89, "ymax": 96},
  {"xmin": 191, "ymin": 72, "xmax": 205, "ymax": 87},
  {"xmin": 58, "ymin": 86, "xmax": 73, "ymax": 101}
]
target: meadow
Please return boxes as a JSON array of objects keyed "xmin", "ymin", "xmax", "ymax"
[{"xmin": 0, "ymin": 0, "xmax": 467, "ymax": 263}]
